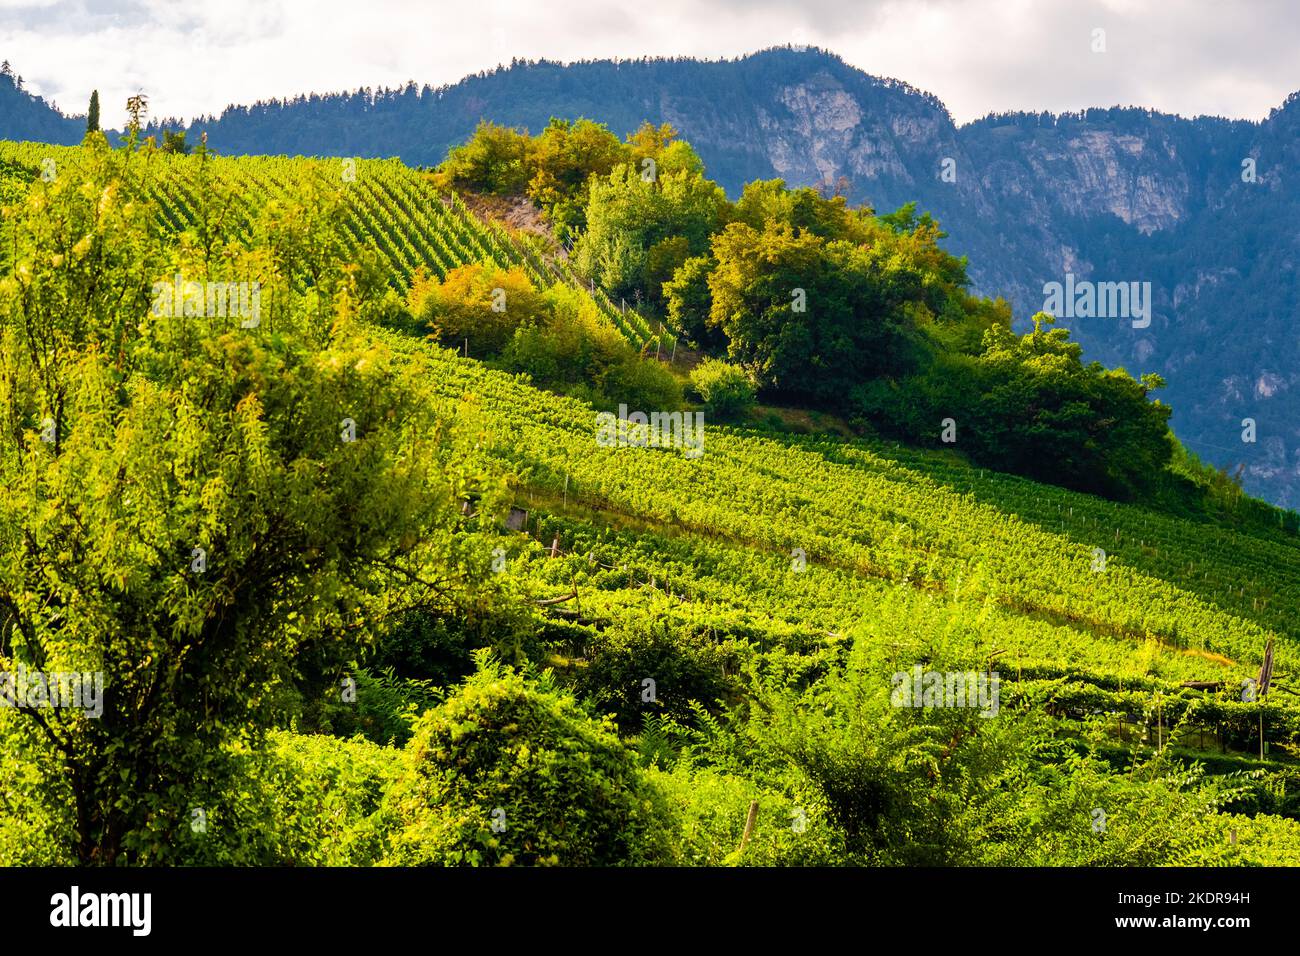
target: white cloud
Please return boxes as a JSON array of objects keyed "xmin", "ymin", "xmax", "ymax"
[{"xmin": 0, "ymin": 0, "xmax": 1297, "ymax": 128}]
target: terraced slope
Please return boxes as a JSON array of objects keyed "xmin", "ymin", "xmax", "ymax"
[
  {"xmin": 0, "ymin": 140, "xmax": 669, "ymax": 349},
  {"xmin": 7, "ymin": 139, "xmax": 1295, "ymax": 749},
  {"xmin": 378, "ymin": 326, "xmax": 1300, "ymax": 751}
]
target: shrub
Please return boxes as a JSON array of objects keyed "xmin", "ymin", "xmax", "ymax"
[
  {"xmin": 596, "ymin": 351, "xmax": 683, "ymax": 414},
  {"xmin": 413, "ymin": 262, "xmax": 546, "ymax": 355},
  {"xmin": 382, "ymin": 656, "xmax": 677, "ymax": 866},
  {"xmin": 171, "ymin": 732, "xmax": 404, "ymax": 866},
  {"xmin": 689, "ymin": 358, "xmax": 756, "ymax": 419},
  {"xmin": 569, "ymin": 620, "xmax": 736, "ymax": 730},
  {"xmin": 645, "ymin": 762, "xmax": 845, "ymax": 866},
  {"xmin": 298, "ymin": 667, "xmax": 439, "ymax": 748}
]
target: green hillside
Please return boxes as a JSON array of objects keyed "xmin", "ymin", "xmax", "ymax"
[
  {"xmin": 2, "ymin": 133, "xmax": 1299, "ymax": 867},
  {"xmin": 0, "ymin": 140, "xmax": 669, "ymax": 350}
]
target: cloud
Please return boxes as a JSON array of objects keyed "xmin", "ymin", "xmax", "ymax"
[{"xmin": 0, "ymin": 0, "xmax": 1296, "ymax": 127}]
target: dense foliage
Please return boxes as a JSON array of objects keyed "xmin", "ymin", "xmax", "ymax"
[
  {"xmin": 411, "ymin": 261, "xmax": 681, "ymax": 412},
  {"xmin": 0, "ymin": 136, "xmax": 493, "ymax": 863},
  {"xmin": 443, "ymin": 119, "xmax": 1174, "ymax": 498},
  {"xmin": 383, "ymin": 657, "xmax": 675, "ymax": 866}
]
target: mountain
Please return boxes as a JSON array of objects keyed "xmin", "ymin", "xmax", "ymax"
[
  {"xmin": 7, "ymin": 48, "xmax": 1299, "ymax": 506},
  {"xmin": 0, "ymin": 68, "xmax": 83, "ymax": 144}
]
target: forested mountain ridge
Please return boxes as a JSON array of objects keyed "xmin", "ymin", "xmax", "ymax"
[
  {"xmin": 5, "ymin": 46, "xmax": 1298, "ymax": 504},
  {"xmin": 0, "ymin": 67, "xmax": 82, "ymax": 144}
]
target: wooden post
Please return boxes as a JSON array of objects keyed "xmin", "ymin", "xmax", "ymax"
[
  {"xmin": 737, "ymin": 800, "xmax": 759, "ymax": 856},
  {"xmin": 550, "ymin": 535, "xmax": 559, "ymax": 558}
]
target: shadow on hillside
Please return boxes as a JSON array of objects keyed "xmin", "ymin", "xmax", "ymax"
[{"xmin": 752, "ymin": 428, "xmax": 1299, "ymax": 654}]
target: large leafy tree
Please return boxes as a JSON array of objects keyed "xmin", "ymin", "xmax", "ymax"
[
  {"xmin": 435, "ymin": 120, "xmax": 531, "ymax": 195},
  {"xmin": 967, "ymin": 314, "xmax": 1172, "ymax": 496},
  {"xmin": 572, "ymin": 164, "xmax": 728, "ymax": 307},
  {"xmin": 733, "ymin": 178, "xmax": 875, "ymax": 244},
  {"xmin": 706, "ymin": 220, "xmax": 921, "ymax": 401},
  {"xmin": 0, "ymin": 136, "xmax": 488, "ymax": 863},
  {"xmin": 525, "ymin": 117, "xmax": 627, "ymax": 241}
]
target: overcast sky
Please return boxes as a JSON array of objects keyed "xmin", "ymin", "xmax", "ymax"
[{"xmin": 3, "ymin": 0, "xmax": 1298, "ymax": 129}]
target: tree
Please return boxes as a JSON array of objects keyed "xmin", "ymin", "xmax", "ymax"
[
  {"xmin": 965, "ymin": 314, "xmax": 1173, "ymax": 496},
  {"xmin": 412, "ymin": 262, "xmax": 546, "ymax": 355},
  {"xmin": 160, "ymin": 129, "xmax": 189, "ymax": 154},
  {"xmin": 572, "ymin": 164, "xmax": 728, "ymax": 306},
  {"xmin": 860, "ymin": 312, "xmax": 1174, "ymax": 498},
  {"xmin": 0, "ymin": 140, "xmax": 488, "ymax": 864},
  {"xmin": 435, "ymin": 120, "xmax": 531, "ymax": 195},
  {"xmin": 525, "ymin": 118, "xmax": 627, "ymax": 240},
  {"xmin": 124, "ymin": 93, "xmax": 148, "ymax": 147},
  {"xmin": 734, "ymin": 178, "xmax": 875, "ymax": 244},
  {"xmin": 624, "ymin": 121, "xmax": 704, "ymax": 179},
  {"xmin": 706, "ymin": 221, "xmax": 919, "ymax": 400},
  {"xmin": 86, "ymin": 89, "xmax": 100, "ymax": 134},
  {"xmin": 663, "ymin": 254, "xmax": 721, "ymax": 350}
]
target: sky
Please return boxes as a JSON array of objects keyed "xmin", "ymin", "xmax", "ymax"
[{"xmin": 2, "ymin": 0, "xmax": 1298, "ymax": 129}]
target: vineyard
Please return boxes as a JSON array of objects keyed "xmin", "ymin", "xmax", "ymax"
[
  {"xmin": 391, "ymin": 325, "xmax": 1300, "ymax": 684},
  {"xmin": 0, "ymin": 140, "xmax": 670, "ymax": 350},
  {"xmin": 4, "ymin": 137, "xmax": 1300, "ymax": 867}
]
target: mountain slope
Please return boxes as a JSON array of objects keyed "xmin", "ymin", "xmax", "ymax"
[
  {"xmin": 0, "ymin": 69, "xmax": 82, "ymax": 144},
  {"xmin": 6, "ymin": 48, "xmax": 1299, "ymax": 506}
]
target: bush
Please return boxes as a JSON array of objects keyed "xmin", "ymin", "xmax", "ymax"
[
  {"xmin": 171, "ymin": 732, "xmax": 404, "ymax": 866},
  {"xmin": 297, "ymin": 667, "xmax": 439, "ymax": 748},
  {"xmin": 569, "ymin": 619, "xmax": 736, "ymax": 730},
  {"xmin": 595, "ymin": 351, "xmax": 683, "ymax": 414},
  {"xmin": 412, "ymin": 262, "xmax": 546, "ymax": 355},
  {"xmin": 645, "ymin": 762, "xmax": 845, "ymax": 866},
  {"xmin": 382, "ymin": 656, "xmax": 677, "ymax": 866},
  {"xmin": 689, "ymin": 358, "xmax": 756, "ymax": 419}
]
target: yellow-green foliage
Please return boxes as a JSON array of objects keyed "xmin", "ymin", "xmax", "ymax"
[{"xmin": 382, "ymin": 656, "xmax": 676, "ymax": 866}]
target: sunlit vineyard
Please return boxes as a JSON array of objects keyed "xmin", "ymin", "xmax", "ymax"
[
  {"xmin": 0, "ymin": 140, "xmax": 669, "ymax": 349},
  {"xmin": 390, "ymin": 326, "xmax": 1300, "ymax": 688}
]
